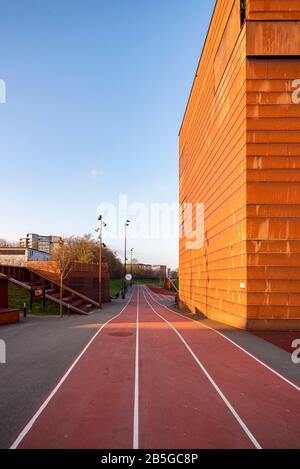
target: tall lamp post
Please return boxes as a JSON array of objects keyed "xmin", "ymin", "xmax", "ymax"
[
  {"xmin": 97, "ymin": 215, "xmax": 107, "ymax": 309},
  {"xmin": 130, "ymin": 248, "xmax": 134, "ymax": 286},
  {"xmin": 122, "ymin": 220, "xmax": 130, "ymax": 299}
]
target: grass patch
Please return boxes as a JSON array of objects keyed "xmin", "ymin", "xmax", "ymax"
[
  {"xmin": 134, "ymin": 278, "xmax": 161, "ymax": 285},
  {"xmin": 134, "ymin": 278, "xmax": 164, "ymax": 286},
  {"xmin": 110, "ymin": 279, "xmax": 123, "ymax": 297},
  {"xmin": 109, "ymin": 278, "xmax": 164, "ymax": 297},
  {"xmin": 8, "ymin": 283, "xmax": 66, "ymax": 316}
]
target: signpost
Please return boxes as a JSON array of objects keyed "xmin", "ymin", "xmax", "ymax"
[
  {"xmin": 125, "ymin": 274, "xmax": 132, "ymax": 282},
  {"xmin": 30, "ymin": 286, "xmax": 46, "ymax": 311}
]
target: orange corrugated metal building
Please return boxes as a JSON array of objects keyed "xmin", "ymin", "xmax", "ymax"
[{"xmin": 179, "ymin": 0, "xmax": 300, "ymax": 330}]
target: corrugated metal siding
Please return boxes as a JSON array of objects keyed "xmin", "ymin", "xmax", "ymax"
[
  {"xmin": 179, "ymin": 0, "xmax": 300, "ymax": 329},
  {"xmin": 179, "ymin": 0, "xmax": 248, "ymax": 328},
  {"xmin": 247, "ymin": 0, "xmax": 300, "ymax": 20},
  {"xmin": 246, "ymin": 1, "xmax": 300, "ymax": 326},
  {"xmin": 246, "ymin": 57, "xmax": 300, "ymax": 321}
]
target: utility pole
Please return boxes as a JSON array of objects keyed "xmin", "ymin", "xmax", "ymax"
[
  {"xmin": 130, "ymin": 248, "xmax": 134, "ymax": 286},
  {"xmin": 97, "ymin": 215, "xmax": 106, "ymax": 309},
  {"xmin": 122, "ymin": 220, "xmax": 130, "ymax": 299}
]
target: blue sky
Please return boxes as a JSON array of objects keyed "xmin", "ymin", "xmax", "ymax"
[{"xmin": 0, "ymin": 0, "xmax": 215, "ymax": 268}]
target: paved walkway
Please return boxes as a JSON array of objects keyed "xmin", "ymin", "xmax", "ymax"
[
  {"xmin": 9, "ymin": 286, "xmax": 300, "ymax": 449},
  {"xmin": 0, "ymin": 300, "xmax": 125, "ymax": 448}
]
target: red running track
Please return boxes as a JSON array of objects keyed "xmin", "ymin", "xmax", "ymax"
[{"xmin": 11, "ymin": 286, "xmax": 300, "ymax": 449}]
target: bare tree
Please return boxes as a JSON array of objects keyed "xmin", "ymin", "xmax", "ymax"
[
  {"xmin": 63, "ymin": 233, "xmax": 123, "ymax": 279},
  {"xmin": 0, "ymin": 239, "xmax": 18, "ymax": 247},
  {"xmin": 52, "ymin": 239, "xmax": 74, "ymax": 317}
]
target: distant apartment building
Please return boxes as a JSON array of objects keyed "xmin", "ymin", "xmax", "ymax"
[
  {"xmin": 179, "ymin": 0, "xmax": 300, "ymax": 330},
  {"xmin": 19, "ymin": 233, "xmax": 62, "ymax": 254},
  {"xmin": 0, "ymin": 247, "xmax": 51, "ymax": 267}
]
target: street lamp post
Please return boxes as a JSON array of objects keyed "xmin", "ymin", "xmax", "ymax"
[
  {"xmin": 122, "ymin": 220, "xmax": 130, "ymax": 299},
  {"xmin": 97, "ymin": 215, "xmax": 107, "ymax": 309},
  {"xmin": 130, "ymin": 248, "xmax": 134, "ymax": 285}
]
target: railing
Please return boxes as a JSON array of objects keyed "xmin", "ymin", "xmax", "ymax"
[{"xmin": 9, "ymin": 278, "xmax": 89, "ymax": 316}]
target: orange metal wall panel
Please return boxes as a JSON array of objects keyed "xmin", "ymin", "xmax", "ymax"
[
  {"xmin": 180, "ymin": 0, "xmax": 236, "ymax": 151},
  {"xmin": 247, "ymin": 0, "xmax": 300, "ymax": 20},
  {"xmin": 246, "ymin": 54, "xmax": 300, "ymax": 321},
  {"xmin": 247, "ymin": 22, "xmax": 300, "ymax": 56},
  {"xmin": 179, "ymin": 0, "xmax": 248, "ymax": 329},
  {"xmin": 180, "ymin": 0, "xmax": 300, "ymax": 329},
  {"xmin": 214, "ymin": 0, "xmax": 241, "ymax": 89}
]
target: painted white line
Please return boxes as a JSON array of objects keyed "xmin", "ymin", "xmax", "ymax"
[
  {"xmin": 146, "ymin": 287, "xmax": 300, "ymax": 393},
  {"xmin": 142, "ymin": 288, "xmax": 262, "ymax": 449},
  {"xmin": 133, "ymin": 288, "xmax": 140, "ymax": 449},
  {"xmin": 10, "ymin": 289, "xmax": 135, "ymax": 450}
]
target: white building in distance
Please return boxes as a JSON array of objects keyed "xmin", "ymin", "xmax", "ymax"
[
  {"xmin": 0, "ymin": 247, "xmax": 51, "ymax": 267},
  {"xmin": 19, "ymin": 233, "xmax": 61, "ymax": 254}
]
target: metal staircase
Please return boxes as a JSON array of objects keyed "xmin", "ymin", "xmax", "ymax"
[{"xmin": 0, "ymin": 265, "xmax": 99, "ymax": 315}]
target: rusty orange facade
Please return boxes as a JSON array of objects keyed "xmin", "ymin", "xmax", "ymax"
[{"xmin": 179, "ymin": 0, "xmax": 300, "ymax": 330}]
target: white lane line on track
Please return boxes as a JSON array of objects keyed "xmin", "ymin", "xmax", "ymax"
[
  {"xmin": 142, "ymin": 288, "xmax": 262, "ymax": 450},
  {"xmin": 133, "ymin": 287, "xmax": 140, "ymax": 449},
  {"xmin": 10, "ymin": 289, "xmax": 136, "ymax": 450},
  {"xmin": 146, "ymin": 288, "xmax": 300, "ymax": 393}
]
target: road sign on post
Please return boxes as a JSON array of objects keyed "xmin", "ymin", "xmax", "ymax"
[{"xmin": 30, "ymin": 286, "xmax": 46, "ymax": 311}]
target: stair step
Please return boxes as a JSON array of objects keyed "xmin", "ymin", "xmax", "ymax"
[
  {"xmin": 70, "ymin": 299, "xmax": 84, "ymax": 307},
  {"xmin": 9, "ymin": 273, "xmax": 95, "ymax": 315},
  {"xmin": 50, "ymin": 292, "xmax": 61, "ymax": 299},
  {"xmin": 62, "ymin": 296, "xmax": 74, "ymax": 302},
  {"xmin": 81, "ymin": 304, "xmax": 93, "ymax": 313},
  {"xmin": 46, "ymin": 288, "xmax": 57, "ymax": 294}
]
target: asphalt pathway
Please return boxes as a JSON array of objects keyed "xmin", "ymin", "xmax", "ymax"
[
  {"xmin": 0, "ymin": 299, "xmax": 126, "ymax": 448},
  {"xmin": 8, "ymin": 285, "xmax": 300, "ymax": 449}
]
